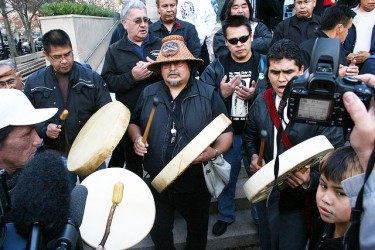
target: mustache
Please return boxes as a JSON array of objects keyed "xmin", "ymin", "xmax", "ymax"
[{"xmin": 167, "ymin": 70, "xmax": 180, "ymax": 77}]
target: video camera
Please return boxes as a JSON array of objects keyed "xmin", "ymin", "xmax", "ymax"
[{"xmin": 287, "ymin": 38, "xmax": 373, "ymax": 127}]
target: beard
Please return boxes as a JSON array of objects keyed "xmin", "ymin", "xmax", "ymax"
[{"xmin": 168, "ymin": 81, "xmax": 180, "ymax": 86}]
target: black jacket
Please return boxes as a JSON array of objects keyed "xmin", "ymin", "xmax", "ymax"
[
  {"xmin": 299, "ymin": 31, "xmax": 348, "ymax": 69},
  {"xmin": 101, "ymin": 34, "xmax": 162, "ymax": 111},
  {"xmin": 242, "ymin": 90, "xmax": 344, "ymax": 211},
  {"xmin": 24, "ymin": 62, "xmax": 112, "ymax": 152},
  {"xmin": 200, "ymin": 51, "xmax": 268, "ymax": 115},
  {"xmin": 149, "ymin": 18, "xmax": 201, "ymax": 58},
  {"xmin": 131, "ymin": 77, "xmax": 231, "ymax": 192},
  {"xmin": 213, "ymin": 22, "xmax": 272, "ymax": 57},
  {"xmin": 271, "ymin": 14, "xmax": 321, "ymax": 46}
]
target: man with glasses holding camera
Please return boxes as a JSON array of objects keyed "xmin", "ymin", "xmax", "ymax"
[
  {"xmin": 24, "ymin": 29, "xmax": 111, "ymax": 163},
  {"xmin": 201, "ymin": 15, "xmax": 268, "ymax": 236},
  {"xmin": 101, "ymin": 0, "xmax": 162, "ymax": 176},
  {"xmin": 271, "ymin": 0, "xmax": 321, "ymax": 46}
]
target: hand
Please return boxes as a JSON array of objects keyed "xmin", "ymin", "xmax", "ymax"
[
  {"xmin": 339, "ymin": 59, "xmax": 359, "ymax": 77},
  {"xmin": 235, "ymin": 80, "xmax": 256, "ymax": 100},
  {"xmin": 96, "ymin": 246, "xmax": 106, "ymax": 250},
  {"xmin": 286, "ymin": 168, "xmax": 311, "ymax": 188},
  {"xmin": 250, "ymin": 154, "xmax": 264, "ymax": 173},
  {"xmin": 146, "ymin": 56, "xmax": 155, "ymax": 63},
  {"xmin": 354, "ymin": 51, "xmax": 371, "ymax": 64},
  {"xmin": 131, "ymin": 61, "xmax": 153, "ymax": 81},
  {"xmin": 133, "ymin": 136, "xmax": 148, "ymax": 156},
  {"xmin": 220, "ymin": 75, "xmax": 241, "ymax": 99},
  {"xmin": 46, "ymin": 123, "xmax": 61, "ymax": 139},
  {"xmin": 344, "ymin": 74, "xmax": 375, "ymax": 169},
  {"xmin": 192, "ymin": 147, "xmax": 216, "ymax": 164},
  {"xmin": 346, "ymin": 53, "xmax": 355, "ymax": 64}
]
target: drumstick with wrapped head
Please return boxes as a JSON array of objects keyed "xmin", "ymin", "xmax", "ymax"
[
  {"xmin": 142, "ymin": 97, "xmax": 159, "ymax": 144},
  {"xmin": 99, "ymin": 182, "xmax": 124, "ymax": 247},
  {"xmin": 257, "ymin": 130, "xmax": 267, "ymax": 166},
  {"xmin": 56, "ymin": 109, "xmax": 69, "ymax": 128}
]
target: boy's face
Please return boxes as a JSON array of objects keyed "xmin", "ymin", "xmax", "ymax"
[{"xmin": 316, "ymin": 174, "xmax": 351, "ymax": 225}]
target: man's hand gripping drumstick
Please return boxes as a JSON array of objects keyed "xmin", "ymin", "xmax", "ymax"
[
  {"xmin": 99, "ymin": 182, "xmax": 124, "ymax": 248},
  {"xmin": 250, "ymin": 129, "xmax": 267, "ymax": 173},
  {"xmin": 46, "ymin": 109, "xmax": 68, "ymax": 139}
]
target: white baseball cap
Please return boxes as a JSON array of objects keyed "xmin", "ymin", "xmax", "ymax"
[{"xmin": 0, "ymin": 89, "xmax": 58, "ymax": 129}]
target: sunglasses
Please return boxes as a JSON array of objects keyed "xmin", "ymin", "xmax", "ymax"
[
  {"xmin": 126, "ymin": 17, "xmax": 150, "ymax": 25},
  {"xmin": 226, "ymin": 34, "xmax": 250, "ymax": 45}
]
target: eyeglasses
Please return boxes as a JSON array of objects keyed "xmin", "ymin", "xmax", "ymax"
[
  {"xmin": 161, "ymin": 60, "xmax": 185, "ymax": 68},
  {"xmin": 49, "ymin": 50, "xmax": 73, "ymax": 62},
  {"xmin": 295, "ymin": 0, "xmax": 313, "ymax": 6},
  {"xmin": 226, "ymin": 34, "xmax": 250, "ymax": 45},
  {"xmin": 0, "ymin": 78, "xmax": 17, "ymax": 89},
  {"xmin": 126, "ymin": 17, "xmax": 150, "ymax": 25}
]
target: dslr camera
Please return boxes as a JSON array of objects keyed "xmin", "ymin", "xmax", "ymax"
[{"xmin": 287, "ymin": 38, "xmax": 373, "ymax": 127}]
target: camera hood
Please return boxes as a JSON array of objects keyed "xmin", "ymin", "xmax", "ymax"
[{"xmin": 309, "ymin": 38, "xmax": 340, "ymax": 76}]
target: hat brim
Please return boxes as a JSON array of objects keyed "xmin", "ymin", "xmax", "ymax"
[
  {"xmin": 8, "ymin": 108, "xmax": 58, "ymax": 127},
  {"xmin": 147, "ymin": 58, "xmax": 204, "ymax": 72}
]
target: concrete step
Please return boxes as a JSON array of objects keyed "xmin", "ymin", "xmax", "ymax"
[{"xmin": 130, "ymin": 209, "xmax": 259, "ymax": 250}]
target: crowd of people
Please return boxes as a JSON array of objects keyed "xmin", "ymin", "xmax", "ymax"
[{"xmin": 0, "ymin": 0, "xmax": 374, "ymax": 249}]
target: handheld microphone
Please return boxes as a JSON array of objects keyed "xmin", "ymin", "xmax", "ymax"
[
  {"xmin": 55, "ymin": 184, "xmax": 88, "ymax": 250},
  {"xmin": 9, "ymin": 152, "xmax": 70, "ymax": 249}
]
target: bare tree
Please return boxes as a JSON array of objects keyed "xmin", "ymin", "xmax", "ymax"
[
  {"xmin": 0, "ymin": 0, "xmax": 17, "ymax": 58},
  {"xmin": 8, "ymin": 0, "xmax": 48, "ymax": 53}
]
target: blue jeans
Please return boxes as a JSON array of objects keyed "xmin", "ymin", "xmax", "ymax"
[
  {"xmin": 217, "ymin": 135, "xmax": 249, "ymax": 222},
  {"xmin": 255, "ymin": 200, "xmax": 308, "ymax": 250}
]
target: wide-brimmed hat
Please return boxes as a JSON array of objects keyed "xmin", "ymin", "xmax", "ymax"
[
  {"xmin": 0, "ymin": 89, "xmax": 57, "ymax": 129},
  {"xmin": 147, "ymin": 35, "xmax": 203, "ymax": 72}
]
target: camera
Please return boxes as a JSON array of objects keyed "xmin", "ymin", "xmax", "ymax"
[{"xmin": 287, "ymin": 38, "xmax": 373, "ymax": 127}]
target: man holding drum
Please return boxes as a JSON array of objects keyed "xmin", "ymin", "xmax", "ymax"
[
  {"xmin": 242, "ymin": 39, "xmax": 345, "ymax": 250},
  {"xmin": 128, "ymin": 35, "xmax": 233, "ymax": 249}
]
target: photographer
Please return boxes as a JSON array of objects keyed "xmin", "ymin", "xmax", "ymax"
[{"xmin": 342, "ymin": 73, "xmax": 375, "ymax": 250}]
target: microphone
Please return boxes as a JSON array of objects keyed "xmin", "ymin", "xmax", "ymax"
[
  {"xmin": 55, "ymin": 184, "xmax": 88, "ymax": 250},
  {"xmin": 9, "ymin": 152, "xmax": 70, "ymax": 249}
]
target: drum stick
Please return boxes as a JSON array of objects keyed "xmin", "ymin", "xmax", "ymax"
[
  {"xmin": 99, "ymin": 182, "xmax": 124, "ymax": 247},
  {"xmin": 56, "ymin": 109, "xmax": 69, "ymax": 128},
  {"xmin": 142, "ymin": 97, "xmax": 159, "ymax": 144},
  {"xmin": 257, "ymin": 130, "xmax": 267, "ymax": 165}
]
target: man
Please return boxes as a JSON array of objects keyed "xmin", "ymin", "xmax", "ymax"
[
  {"xmin": 149, "ymin": 0, "xmax": 201, "ymax": 58},
  {"xmin": 343, "ymin": 0, "xmax": 375, "ymax": 66},
  {"xmin": 300, "ymin": 4, "xmax": 359, "ymax": 77},
  {"xmin": 0, "ymin": 89, "xmax": 57, "ymax": 189},
  {"xmin": 101, "ymin": 0, "xmax": 162, "ymax": 176},
  {"xmin": 176, "ymin": 0, "xmax": 217, "ymax": 72},
  {"xmin": 213, "ymin": 0, "xmax": 272, "ymax": 57},
  {"xmin": 220, "ymin": 0, "xmax": 284, "ymax": 31},
  {"xmin": 0, "ymin": 61, "xmax": 24, "ymax": 90},
  {"xmin": 24, "ymin": 29, "xmax": 111, "ymax": 182},
  {"xmin": 201, "ymin": 15, "xmax": 267, "ymax": 236},
  {"xmin": 242, "ymin": 39, "xmax": 344, "ymax": 250},
  {"xmin": 271, "ymin": 0, "xmax": 321, "ymax": 46},
  {"xmin": 128, "ymin": 35, "xmax": 233, "ymax": 249}
]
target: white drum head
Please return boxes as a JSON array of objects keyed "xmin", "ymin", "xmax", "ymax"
[
  {"xmin": 243, "ymin": 135, "xmax": 334, "ymax": 203},
  {"xmin": 80, "ymin": 168, "xmax": 155, "ymax": 249}
]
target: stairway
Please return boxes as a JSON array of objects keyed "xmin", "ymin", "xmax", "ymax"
[{"xmin": 130, "ymin": 169, "xmax": 260, "ymax": 250}]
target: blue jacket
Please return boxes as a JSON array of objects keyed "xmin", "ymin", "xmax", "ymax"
[
  {"xmin": 149, "ymin": 18, "xmax": 201, "ymax": 58},
  {"xmin": 343, "ymin": 24, "xmax": 375, "ymax": 56}
]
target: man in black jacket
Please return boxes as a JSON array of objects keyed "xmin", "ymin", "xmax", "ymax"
[
  {"xmin": 271, "ymin": 0, "xmax": 321, "ymax": 46},
  {"xmin": 242, "ymin": 39, "xmax": 344, "ymax": 250},
  {"xmin": 149, "ymin": 0, "xmax": 201, "ymax": 58},
  {"xmin": 101, "ymin": 0, "xmax": 162, "ymax": 176},
  {"xmin": 24, "ymin": 29, "xmax": 111, "ymax": 158},
  {"xmin": 201, "ymin": 15, "xmax": 267, "ymax": 237},
  {"xmin": 300, "ymin": 4, "xmax": 358, "ymax": 77}
]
